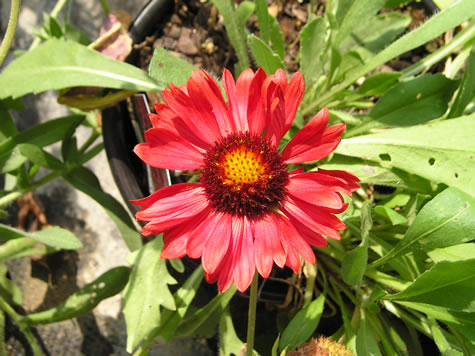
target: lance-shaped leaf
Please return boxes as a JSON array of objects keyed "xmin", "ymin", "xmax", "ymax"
[
  {"xmin": 0, "ymin": 39, "xmax": 163, "ymax": 99},
  {"xmin": 336, "ymin": 115, "xmax": 475, "ymax": 198},
  {"xmin": 386, "ymin": 259, "xmax": 475, "ymax": 313},
  {"xmin": 23, "ymin": 266, "xmax": 130, "ymax": 324}
]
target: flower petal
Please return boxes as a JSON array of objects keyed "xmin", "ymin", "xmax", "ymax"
[
  {"xmin": 282, "ymin": 195, "xmax": 345, "ymax": 241},
  {"xmin": 282, "ymin": 108, "xmax": 345, "ymax": 164},
  {"xmin": 132, "ymin": 184, "xmax": 208, "ymax": 234},
  {"xmin": 277, "ymin": 214, "xmax": 316, "ymax": 265},
  {"xmin": 254, "ymin": 213, "xmax": 285, "ymax": 278},
  {"xmin": 162, "ymin": 82, "xmax": 221, "ymax": 145},
  {"xmin": 201, "ymin": 213, "xmax": 233, "ymax": 274},
  {"xmin": 134, "ymin": 128, "xmax": 204, "ymax": 170},
  {"xmin": 283, "ymin": 72, "xmax": 305, "ymax": 133},
  {"xmin": 233, "ymin": 216, "xmax": 256, "ymax": 292},
  {"xmin": 186, "ymin": 211, "xmax": 230, "ymax": 259},
  {"xmin": 317, "ymin": 168, "xmax": 360, "ymax": 194}
]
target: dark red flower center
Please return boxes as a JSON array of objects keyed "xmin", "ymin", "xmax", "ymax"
[{"xmin": 201, "ymin": 132, "xmax": 289, "ymax": 217}]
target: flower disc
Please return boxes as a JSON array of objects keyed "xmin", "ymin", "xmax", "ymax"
[{"xmin": 201, "ymin": 132, "xmax": 288, "ymax": 217}]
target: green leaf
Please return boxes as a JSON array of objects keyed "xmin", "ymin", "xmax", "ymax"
[
  {"xmin": 356, "ymin": 314, "xmax": 382, "ymax": 356},
  {"xmin": 387, "ymin": 259, "xmax": 475, "ymax": 313},
  {"xmin": 395, "ymin": 301, "xmax": 475, "ymax": 326},
  {"xmin": 0, "ymin": 263, "xmax": 22, "ymax": 305},
  {"xmin": 122, "ymin": 237, "xmax": 176, "ymax": 352},
  {"xmin": 64, "ymin": 166, "xmax": 142, "ymax": 251},
  {"xmin": 254, "ymin": 0, "xmax": 284, "ymax": 59},
  {"xmin": 428, "ymin": 243, "xmax": 475, "ymax": 263},
  {"xmin": 336, "ymin": 115, "xmax": 475, "ymax": 198},
  {"xmin": 0, "ymin": 39, "xmax": 162, "ymax": 99},
  {"xmin": 219, "ymin": 307, "xmax": 245, "ymax": 356},
  {"xmin": 155, "ymin": 266, "xmax": 204, "ymax": 342},
  {"xmin": 237, "ymin": 1, "xmax": 255, "ymax": 28},
  {"xmin": 0, "ymin": 115, "xmax": 84, "ymax": 170},
  {"xmin": 210, "ymin": 0, "xmax": 250, "ymax": 74},
  {"xmin": 148, "ymin": 47, "xmax": 196, "ymax": 86},
  {"xmin": 0, "ymin": 238, "xmax": 50, "ymax": 263},
  {"xmin": 247, "ymin": 34, "xmax": 285, "ymax": 75},
  {"xmin": 175, "ymin": 286, "xmax": 236, "ymax": 338},
  {"xmin": 23, "ymin": 266, "xmax": 130, "ymax": 325},
  {"xmin": 333, "ymin": 0, "xmax": 387, "ymax": 47},
  {"xmin": 279, "ymin": 294, "xmax": 326, "ymax": 351},
  {"xmin": 299, "ymin": 17, "xmax": 326, "ymax": 85},
  {"xmin": 374, "ymin": 206, "xmax": 408, "ymax": 226},
  {"xmin": 348, "ymin": 74, "xmax": 458, "ymax": 136},
  {"xmin": 17, "ymin": 144, "xmax": 63, "ymax": 170},
  {"xmin": 358, "ymin": 71, "xmax": 402, "ymax": 97},
  {"xmin": 342, "ymin": 201, "xmax": 372, "ymax": 286},
  {"xmin": 447, "ymin": 47, "xmax": 475, "ymax": 118},
  {"xmin": 0, "ymin": 224, "xmax": 83, "ymax": 250},
  {"xmin": 0, "ymin": 146, "xmax": 26, "ymax": 173},
  {"xmin": 428, "ymin": 317, "xmax": 464, "ymax": 356},
  {"xmin": 373, "ymin": 187, "xmax": 475, "ymax": 266},
  {"xmin": 0, "ymin": 108, "xmax": 17, "ymax": 141}
]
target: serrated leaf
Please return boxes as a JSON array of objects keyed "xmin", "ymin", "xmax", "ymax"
[
  {"xmin": 219, "ymin": 307, "xmax": 245, "ymax": 356},
  {"xmin": 123, "ymin": 237, "xmax": 176, "ymax": 352},
  {"xmin": 387, "ymin": 259, "xmax": 475, "ymax": 313},
  {"xmin": 348, "ymin": 74, "xmax": 458, "ymax": 136},
  {"xmin": 0, "ymin": 224, "xmax": 83, "ymax": 250},
  {"xmin": 336, "ymin": 115, "xmax": 475, "ymax": 198},
  {"xmin": 248, "ymin": 34, "xmax": 285, "ymax": 75},
  {"xmin": 0, "ymin": 39, "xmax": 162, "ymax": 99},
  {"xmin": 23, "ymin": 266, "xmax": 130, "ymax": 324},
  {"xmin": 299, "ymin": 17, "xmax": 326, "ymax": 85},
  {"xmin": 279, "ymin": 294, "xmax": 325, "ymax": 351},
  {"xmin": 64, "ymin": 166, "xmax": 142, "ymax": 251},
  {"xmin": 373, "ymin": 187, "xmax": 475, "ymax": 266},
  {"xmin": 148, "ymin": 47, "xmax": 196, "ymax": 86}
]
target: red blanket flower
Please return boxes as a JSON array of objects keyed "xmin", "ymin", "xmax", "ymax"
[{"xmin": 132, "ymin": 68, "xmax": 359, "ymax": 292}]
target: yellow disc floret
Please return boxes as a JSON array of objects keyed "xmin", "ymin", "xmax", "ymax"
[{"xmin": 222, "ymin": 146, "xmax": 266, "ymax": 186}]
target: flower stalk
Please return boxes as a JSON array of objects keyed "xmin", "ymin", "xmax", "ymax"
[
  {"xmin": 0, "ymin": 0, "xmax": 21, "ymax": 68},
  {"xmin": 245, "ymin": 272, "xmax": 259, "ymax": 356}
]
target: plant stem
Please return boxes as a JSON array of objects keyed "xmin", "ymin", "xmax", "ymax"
[
  {"xmin": 0, "ymin": 297, "xmax": 41, "ymax": 355},
  {"xmin": 246, "ymin": 272, "xmax": 259, "ymax": 356},
  {"xmin": 29, "ymin": 0, "xmax": 68, "ymax": 50},
  {"xmin": 0, "ymin": 0, "xmax": 21, "ymax": 68},
  {"xmin": 401, "ymin": 19, "xmax": 475, "ymax": 79}
]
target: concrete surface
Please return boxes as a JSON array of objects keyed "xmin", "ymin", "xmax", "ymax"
[{"xmin": 1, "ymin": 0, "xmax": 214, "ymax": 354}]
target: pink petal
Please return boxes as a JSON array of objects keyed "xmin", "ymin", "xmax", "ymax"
[
  {"xmin": 254, "ymin": 214, "xmax": 284, "ymax": 278},
  {"xmin": 287, "ymin": 175, "xmax": 346, "ymax": 212},
  {"xmin": 233, "ymin": 216, "xmax": 256, "ymax": 292},
  {"xmin": 282, "ymin": 108, "xmax": 345, "ymax": 164},
  {"xmin": 188, "ymin": 70, "xmax": 235, "ymax": 136},
  {"xmin": 201, "ymin": 213, "xmax": 233, "ymax": 274},
  {"xmin": 317, "ymin": 168, "xmax": 360, "ymax": 194},
  {"xmin": 151, "ymin": 103, "xmax": 211, "ymax": 152},
  {"xmin": 134, "ymin": 128, "xmax": 204, "ymax": 170},
  {"xmin": 162, "ymin": 83, "xmax": 221, "ymax": 146},
  {"xmin": 186, "ymin": 211, "xmax": 229, "ymax": 259},
  {"xmin": 282, "ymin": 195, "xmax": 345, "ymax": 241},
  {"xmin": 161, "ymin": 210, "xmax": 209, "ymax": 259},
  {"xmin": 132, "ymin": 184, "xmax": 208, "ymax": 232},
  {"xmin": 277, "ymin": 214, "xmax": 315, "ymax": 265},
  {"xmin": 283, "ymin": 72, "xmax": 305, "ymax": 134}
]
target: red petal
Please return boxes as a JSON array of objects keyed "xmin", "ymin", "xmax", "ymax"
[
  {"xmin": 277, "ymin": 214, "xmax": 315, "ymax": 265},
  {"xmin": 283, "ymin": 72, "xmax": 305, "ymax": 134},
  {"xmin": 282, "ymin": 195, "xmax": 345, "ymax": 240},
  {"xmin": 254, "ymin": 214, "xmax": 284, "ymax": 278},
  {"xmin": 201, "ymin": 213, "xmax": 233, "ymax": 274},
  {"xmin": 282, "ymin": 108, "xmax": 345, "ymax": 164},
  {"xmin": 186, "ymin": 211, "xmax": 229, "ymax": 259},
  {"xmin": 317, "ymin": 168, "xmax": 360, "ymax": 193},
  {"xmin": 134, "ymin": 128, "xmax": 204, "ymax": 170},
  {"xmin": 246, "ymin": 68, "xmax": 267, "ymax": 135},
  {"xmin": 132, "ymin": 184, "xmax": 208, "ymax": 231},
  {"xmin": 233, "ymin": 216, "xmax": 256, "ymax": 292}
]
